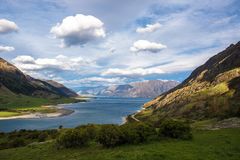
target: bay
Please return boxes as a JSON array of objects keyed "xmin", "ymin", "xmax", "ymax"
[{"xmin": 0, "ymin": 97, "xmax": 150, "ymax": 132}]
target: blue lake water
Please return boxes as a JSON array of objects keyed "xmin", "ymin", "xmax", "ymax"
[{"xmin": 0, "ymin": 97, "xmax": 150, "ymax": 132}]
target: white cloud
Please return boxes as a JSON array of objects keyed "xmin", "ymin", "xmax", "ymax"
[
  {"xmin": 0, "ymin": 45, "xmax": 15, "ymax": 52},
  {"xmin": 109, "ymin": 47, "xmax": 116, "ymax": 53},
  {"xmin": 102, "ymin": 67, "xmax": 165, "ymax": 77},
  {"xmin": 0, "ymin": 19, "xmax": 18, "ymax": 34},
  {"xmin": 1, "ymin": 0, "xmax": 240, "ymax": 88},
  {"xmin": 62, "ymin": 77, "xmax": 127, "ymax": 87},
  {"xmin": 136, "ymin": 22, "xmax": 161, "ymax": 33},
  {"xmin": 12, "ymin": 54, "xmax": 94, "ymax": 72},
  {"xmin": 50, "ymin": 14, "xmax": 106, "ymax": 47},
  {"xmin": 12, "ymin": 55, "xmax": 35, "ymax": 63},
  {"xmin": 130, "ymin": 40, "xmax": 167, "ymax": 53},
  {"xmin": 102, "ymin": 47, "xmax": 218, "ymax": 77}
]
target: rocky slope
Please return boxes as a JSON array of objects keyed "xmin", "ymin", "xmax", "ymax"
[
  {"xmin": 0, "ymin": 57, "xmax": 77, "ymax": 98},
  {"xmin": 135, "ymin": 42, "xmax": 240, "ymax": 121},
  {"xmin": 45, "ymin": 80, "xmax": 78, "ymax": 97},
  {"xmin": 97, "ymin": 80, "xmax": 179, "ymax": 98}
]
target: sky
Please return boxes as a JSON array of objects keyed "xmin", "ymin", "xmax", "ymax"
[{"xmin": 0, "ymin": 0, "xmax": 240, "ymax": 90}]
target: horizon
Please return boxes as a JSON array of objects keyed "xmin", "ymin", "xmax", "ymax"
[{"xmin": 0, "ymin": 0, "xmax": 240, "ymax": 90}]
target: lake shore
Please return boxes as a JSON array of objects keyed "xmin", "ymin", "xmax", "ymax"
[
  {"xmin": 0, "ymin": 96, "xmax": 91, "ymax": 120},
  {"xmin": 0, "ymin": 106, "xmax": 74, "ymax": 120}
]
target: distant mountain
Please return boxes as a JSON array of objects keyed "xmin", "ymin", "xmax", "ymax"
[
  {"xmin": 76, "ymin": 86, "xmax": 106, "ymax": 96},
  {"xmin": 135, "ymin": 42, "xmax": 240, "ymax": 121},
  {"xmin": 0, "ymin": 58, "xmax": 78, "ymax": 98},
  {"xmin": 94, "ymin": 80, "xmax": 179, "ymax": 98}
]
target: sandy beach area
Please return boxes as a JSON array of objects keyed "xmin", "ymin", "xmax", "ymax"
[{"xmin": 0, "ymin": 107, "xmax": 74, "ymax": 120}]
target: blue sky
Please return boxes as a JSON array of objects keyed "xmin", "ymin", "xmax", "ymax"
[{"xmin": 0, "ymin": 0, "xmax": 240, "ymax": 90}]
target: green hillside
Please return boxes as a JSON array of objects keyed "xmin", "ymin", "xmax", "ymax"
[
  {"xmin": 0, "ymin": 57, "xmax": 81, "ymax": 117},
  {"xmin": 135, "ymin": 42, "xmax": 240, "ymax": 122}
]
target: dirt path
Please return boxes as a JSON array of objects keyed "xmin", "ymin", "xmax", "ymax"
[{"xmin": 131, "ymin": 113, "xmax": 140, "ymax": 122}]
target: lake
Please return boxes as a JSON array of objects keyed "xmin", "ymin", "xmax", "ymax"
[{"xmin": 0, "ymin": 97, "xmax": 150, "ymax": 132}]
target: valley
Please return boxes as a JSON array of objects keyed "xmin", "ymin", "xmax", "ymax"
[{"xmin": 0, "ymin": 1, "xmax": 240, "ymax": 159}]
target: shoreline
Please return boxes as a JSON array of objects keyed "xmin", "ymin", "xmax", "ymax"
[
  {"xmin": 0, "ymin": 96, "xmax": 91, "ymax": 120},
  {"xmin": 0, "ymin": 106, "xmax": 74, "ymax": 120},
  {"xmin": 122, "ymin": 108, "xmax": 143, "ymax": 124}
]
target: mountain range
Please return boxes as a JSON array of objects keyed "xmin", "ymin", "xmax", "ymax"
[
  {"xmin": 97, "ymin": 80, "xmax": 179, "ymax": 98},
  {"xmin": 135, "ymin": 42, "xmax": 240, "ymax": 121},
  {"xmin": 78, "ymin": 80, "xmax": 179, "ymax": 98}
]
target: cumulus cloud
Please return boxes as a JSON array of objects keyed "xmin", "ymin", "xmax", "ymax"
[
  {"xmin": 0, "ymin": 45, "xmax": 15, "ymax": 52},
  {"xmin": 102, "ymin": 67, "xmax": 165, "ymax": 77},
  {"xmin": 0, "ymin": 19, "xmax": 18, "ymax": 34},
  {"xmin": 12, "ymin": 55, "xmax": 35, "ymax": 63},
  {"xmin": 50, "ymin": 14, "xmax": 106, "ymax": 47},
  {"xmin": 136, "ymin": 22, "xmax": 161, "ymax": 33},
  {"xmin": 12, "ymin": 54, "xmax": 94, "ymax": 72},
  {"xmin": 130, "ymin": 40, "xmax": 167, "ymax": 53}
]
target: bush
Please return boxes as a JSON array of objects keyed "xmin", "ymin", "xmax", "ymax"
[
  {"xmin": 46, "ymin": 129, "xmax": 59, "ymax": 139},
  {"xmin": 38, "ymin": 132, "xmax": 48, "ymax": 142},
  {"xmin": 8, "ymin": 138, "xmax": 26, "ymax": 148},
  {"xmin": 97, "ymin": 124, "xmax": 123, "ymax": 148},
  {"xmin": 121, "ymin": 122, "xmax": 156, "ymax": 144},
  {"xmin": 56, "ymin": 128, "xmax": 90, "ymax": 148},
  {"xmin": 158, "ymin": 119, "xmax": 192, "ymax": 140},
  {"xmin": 76, "ymin": 124, "xmax": 99, "ymax": 140}
]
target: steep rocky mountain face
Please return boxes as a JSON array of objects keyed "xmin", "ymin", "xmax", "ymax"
[
  {"xmin": 97, "ymin": 80, "xmax": 179, "ymax": 98},
  {"xmin": 136, "ymin": 42, "xmax": 240, "ymax": 121},
  {"xmin": 0, "ymin": 58, "xmax": 77, "ymax": 98},
  {"xmin": 45, "ymin": 80, "xmax": 78, "ymax": 97}
]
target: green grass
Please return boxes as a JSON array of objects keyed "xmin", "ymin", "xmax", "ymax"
[
  {"xmin": 191, "ymin": 119, "xmax": 218, "ymax": 129},
  {"xmin": 0, "ymin": 94, "xmax": 84, "ymax": 117},
  {"xmin": 0, "ymin": 128, "xmax": 239, "ymax": 160},
  {"xmin": 0, "ymin": 111, "xmax": 22, "ymax": 117},
  {"xmin": 0, "ymin": 94, "xmax": 79, "ymax": 110}
]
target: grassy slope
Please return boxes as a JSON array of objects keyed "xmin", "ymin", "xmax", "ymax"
[
  {"xmin": 0, "ymin": 93, "xmax": 81, "ymax": 117},
  {"xmin": 137, "ymin": 69, "xmax": 240, "ymax": 122},
  {"xmin": 0, "ymin": 111, "xmax": 22, "ymax": 117},
  {"xmin": 0, "ymin": 94, "xmax": 79, "ymax": 110},
  {"xmin": 0, "ymin": 128, "xmax": 239, "ymax": 160}
]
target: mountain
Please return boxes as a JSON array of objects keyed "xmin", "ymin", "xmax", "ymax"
[
  {"xmin": 0, "ymin": 57, "xmax": 78, "ymax": 98},
  {"xmin": 76, "ymin": 86, "xmax": 106, "ymax": 96},
  {"xmin": 96, "ymin": 80, "xmax": 179, "ymax": 98},
  {"xmin": 135, "ymin": 42, "xmax": 240, "ymax": 121},
  {"xmin": 45, "ymin": 80, "xmax": 78, "ymax": 97}
]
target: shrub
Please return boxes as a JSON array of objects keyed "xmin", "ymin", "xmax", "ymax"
[
  {"xmin": 121, "ymin": 122, "xmax": 156, "ymax": 144},
  {"xmin": 158, "ymin": 119, "xmax": 192, "ymax": 140},
  {"xmin": 76, "ymin": 124, "xmax": 99, "ymax": 140},
  {"xmin": 8, "ymin": 138, "xmax": 26, "ymax": 148},
  {"xmin": 24, "ymin": 130, "xmax": 40, "ymax": 139},
  {"xmin": 56, "ymin": 128, "xmax": 90, "ymax": 148},
  {"xmin": 38, "ymin": 132, "xmax": 48, "ymax": 142},
  {"xmin": 97, "ymin": 124, "xmax": 123, "ymax": 148},
  {"xmin": 46, "ymin": 129, "xmax": 59, "ymax": 139},
  {"xmin": 0, "ymin": 132, "xmax": 5, "ymax": 138}
]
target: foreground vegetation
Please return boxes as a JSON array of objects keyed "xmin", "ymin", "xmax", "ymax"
[
  {"xmin": 0, "ymin": 120, "xmax": 191, "ymax": 150},
  {"xmin": 0, "ymin": 127, "xmax": 239, "ymax": 160}
]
